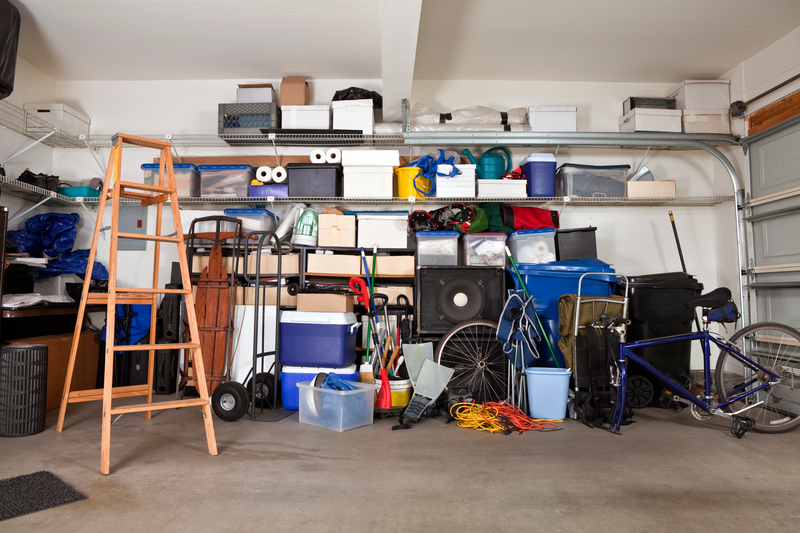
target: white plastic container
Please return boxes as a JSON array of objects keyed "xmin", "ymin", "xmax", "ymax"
[
  {"xmin": 332, "ymin": 99, "xmax": 375, "ymax": 134},
  {"xmin": 282, "ymin": 105, "xmax": 330, "ymax": 129},
  {"xmin": 461, "ymin": 232, "xmax": 507, "ymax": 266},
  {"xmin": 681, "ymin": 109, "xmax": 731, "ymax": 134},
  {"xmin": 343, "ymin": 166, "xmax": 394, "ymax": 197},
  {"xmin": 341, "ymin": 149, "xmax": 400, "ymax": 167},
  {"xmin": 437, "ymin": 163, "xmax": 476, "ymax": 197},
  {"xmin": 557, "ymin": 164, "xmax": 630, "ymax": 198},
  {"xmin": 507, "ymin": 229, "xmax": 557, "ymax": 264},
  {"xmin": 528, "ymin": 107, "xmax": 577, "ymax": 132},
  {"xmin": 666, "ymin": 80, "xmax": 731, "ymax": 110},
  {"xmin": 24, "ymin": 103, "xmax": 91, "ymax": 137},
  {"xmin": 477, "ymin": 179, "xmax": 527, "ymax": 198},
  {"xmin": 142, "ymin": 163, "xmax": 200, "ymax": 197},
  {"xmin": 618, "ymin": 108, "xmax": 682, "ymax": 133},
  {"xmin": 297, "ymin": 380, "xmax": 378, "ymax": 432},
  {"xmin": 415, "ymin": 231, "xmax": 460, "ymax": 266},
  {"xmin": 198, "ymin": 165, "xmax": 255, "ymax": 197},
  {"xmin": 223, "ymin": 208, "xmax": 278, "ymax": 233},
  {"xmin": 357, "ymin": 214, "xmax": 408, "ymax": 249}
]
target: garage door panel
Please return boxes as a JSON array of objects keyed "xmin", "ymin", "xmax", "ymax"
[
  {"xmin": 752, "ymin": 210, "xmax": 800, "ymax": 265},
  {"xmin": 751, "ymin": 124, "xmax": 800, "ymax": 199},
  {"xmin": 754, "ymin": 286, "xmax": 800, "ymax": 330}
]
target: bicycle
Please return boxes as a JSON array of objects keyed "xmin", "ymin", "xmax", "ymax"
[{"xmin": 585, "ymin": 276, "xmax": 800, "ymax": 437}]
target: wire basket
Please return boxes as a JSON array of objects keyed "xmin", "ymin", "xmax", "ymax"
[{"xmin": 218, "ymin": 102, "xmax": 281, "ymax": 134}]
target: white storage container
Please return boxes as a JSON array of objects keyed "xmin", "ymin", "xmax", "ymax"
[
  {"xmin": 557, "ymin": 164, "xmax": 630, "ymax": 198},
  {"xmin": 297, "ymin": 380, "xmax": 378, "ymax": 432},
  {"xmin": 223, "ymin": 208, "xmax": 278, "ymax": 233},
  {"xmin": 24, "ymin": 103, "xmax": 90, "ymax": 137},
  {"xmin": 461, "ymin": 233, "xmax": 507, "ymax": 266},
  {"xmin": 343, "ymin": 166, "xmax": 394, "ymax": 197},
  {"xmin": 357, "ymin": 213, "xmax": 408, "ymax": 249},
  {"xmin": 341, "ymin": 149, "xmax": 400, "ymax": 167},
  {"xmin": 282, "ymin": 105, "xmax": 330, "ymax": 129},
  {"xmin": 34, "ymin": 274, "xmax": 83, "ymax": 297},
  {"xmin": 507, "ymin": 229, "xmax": 557, "ymax": 265},
  {"xmin": 332, "ymin": 99, "xmax": 375, "ymax": 134},
  {"xmin": 528, "ymin": 107, "xmax": 577, "ymax": 132},
  {"xmin": 198, "ymin": 165, "xmax": 255, "ymax": 197},
  {"xmin": 681, "ymin": 109, "xmax": 731, "ymax": 134},
  {"xmin": 236, "ymin": 85, "xmax": 275, "ymax": 103},
  {"xmin": 415, "ymin": 231, "xmax": 460, "ymax": 266},
  {"xmin": 477, "ymin": 179, "xmax": 527, "ymax": 198},
  {"xmin": 618, "ymin": 108, "xmax": 682, "ymax": 133},
  {"xmin": 142, "ymin": 163, "xmax": 200, "ymax": 197},
  {"xmin": 437, "ymin": 163, "xmax": 476, "ymax": 197},
  {"xmin": 666, "ymin": 80, "xmax": 730, "ymax": 110}
]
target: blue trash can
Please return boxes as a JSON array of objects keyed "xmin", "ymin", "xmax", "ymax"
[
  {"xmin": 509, "ymin": 259, "xmax": 616, "ymax": 367},
  {"xmin": 525, "ymin": 367, "xmax": 572, "ymax": 419}
]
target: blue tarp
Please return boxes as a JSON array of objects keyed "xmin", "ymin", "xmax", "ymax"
[{"xmin": 7, "ymin": 212, "xmax": 80, "ymax": 257}]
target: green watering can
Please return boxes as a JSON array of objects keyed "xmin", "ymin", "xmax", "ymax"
[{"xmin": 462, "ymin": 147, "xmax": 512, "ymax": 180}]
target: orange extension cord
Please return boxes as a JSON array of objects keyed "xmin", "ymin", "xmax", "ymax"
[{"xmin": 449, "ymin": 401, "xmax": 561, "ymax": 434}]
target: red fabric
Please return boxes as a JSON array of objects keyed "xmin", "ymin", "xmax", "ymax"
[{"xmin": 503, "ymin": 205, "xmax": 560, "ymax": 230}]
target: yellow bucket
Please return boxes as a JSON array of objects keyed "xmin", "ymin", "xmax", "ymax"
[{"xmin": 396, "ymin": 167, "xmax": 433, "ymax": 198}]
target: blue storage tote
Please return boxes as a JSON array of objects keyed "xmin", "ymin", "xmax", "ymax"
[
  {"xmin": 280, "ymin": 364, "xmax": 358, "ymax": 411},
  {"xmin": 510, "ymin": 259, "xmax": 616, "ymax": 367},
  {"xmin": 279, "ymin": 312, "xmax": 359, "ymax": 367},
  {"xmin": 142, "ymin": 163, "xmax": 200, "ymax": 197},
  {"xmin": 525, "ymin": 367, "xmax": 572, "ymax": 419}
]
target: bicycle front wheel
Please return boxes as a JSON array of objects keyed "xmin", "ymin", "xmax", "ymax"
[{"xmin": 715, "ymin": 322, "xmax": 800, "ymax": 433}]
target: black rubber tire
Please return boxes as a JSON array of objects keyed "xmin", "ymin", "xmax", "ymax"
[
  {"xmin": 245, "ymin": 372, "xmax": 279, "ymax": 409},
  {"xmin": 286, "ymin": 283, "xmax": 299, "ymax": 296},
  {"xmin": 626, "ymin": 374, "xmax": 655, "ymax": 409},
  {"xmin": 714, "ymin": 322, "xmax": 800, "ymax": 434},
  {"xmin": 211, "ymin": 381, "xmax": 250, "ymax": 421}
]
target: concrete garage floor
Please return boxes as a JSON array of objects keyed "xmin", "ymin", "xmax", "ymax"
[{"xmin": 2, "ymin": 399, "xmax": 800, "ymax": 532}]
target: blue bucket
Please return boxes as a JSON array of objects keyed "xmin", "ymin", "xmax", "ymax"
[{"xmin": 525, "ymin": 367, "xmax": 572, "ymax": 419}]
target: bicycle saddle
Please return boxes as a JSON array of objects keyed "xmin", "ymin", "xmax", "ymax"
[{"xmin": 684, "ymin": 287, "xmax": 731, "ymax": 309}]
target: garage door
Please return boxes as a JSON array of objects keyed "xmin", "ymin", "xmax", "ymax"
[{"xmin": 747, "ymin": 120, "xmax": 800, "ymax": 330}]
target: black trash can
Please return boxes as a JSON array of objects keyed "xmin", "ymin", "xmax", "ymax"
[
  {"xmin": 617, "ymin": 273, "xmax": 703, "ymax": 395},
  {"xmin": 0, "ymin": 345, "xmax": 48, "ymax": 437}
]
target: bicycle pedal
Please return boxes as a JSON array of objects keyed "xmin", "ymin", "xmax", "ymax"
[{"xmin": 730, "ymin": 415, "xmax": 756, "ymax": 439}]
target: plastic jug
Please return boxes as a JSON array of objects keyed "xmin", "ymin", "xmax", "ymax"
[{"xmin": 461, "ymin": 147, "xmax": 512, "ymax": 180}]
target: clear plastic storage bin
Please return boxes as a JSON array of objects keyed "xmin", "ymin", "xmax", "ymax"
[
  {"xmin": 223, "ymin": 208, "xmax": 277, "ymax": 233},
  {"xmin": 507, "ymin": 229, "xmax": 557, "ymax": 264},
  {"xmin": 461, "ymin": 233, "xmax": 507, "ymax": 266},
  {"xmin": 297, "ymin": 380, "xmax": 378, "ymax": 432},
  {"xmin": 415, "ymin": 231, "xmax": 460, "ymax": 266},
  {"xmin": 198, "ymin": 165, "xmax": 255, "ymax": 197},
  {"xmin": 557, "ymin": 164, "xmax": 630, "ymax": 198},
  {"xmin": 142, "ymin": 163, "xmax": 200, "ymax": 197}
]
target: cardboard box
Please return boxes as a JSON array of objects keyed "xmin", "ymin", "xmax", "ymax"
[
  {"xmin": 626, "ymin": 180, "xmax": 677, "ymax": 198},
  {"xmin": 237, "ymin": 83, "xmax": 275, "ymax": 104},
  {"xmin": 245, "ymin": 254, "xmax": 300, "ymax": 275},
  {"xmin": 362, "ymin": 255, "xmax": 415, "ymax": 276},
  {"xmin": 297, "ymin": 293, "xmax": 354, "ymax": 313},
  {"xmin": 318, "ymin": 215, "xmax": 356, "ymax": 247},
  {"xmin": 281, "ymin": 76, "xmax": 309, "ymax": 106},
  {"xmin": 3, "ymin": 331, "xmax": 101, "ymax": 412},
  {"xmin": 352, "ymin": 285, "xmax": 413, "ymax": 307},
  {"xmin": 681, "ymin": 109, "xmax": 731, "ymax": 134},
  {"xmin": 192, "ymin": 255, "xmax": 243, "ymax": 274},
  {"xmin": 233, "ymin": 286, "xmax": 297, "ymax": 306},
  {"xmin": 307, "ymin": 253, "xmax": 362, "ymax": 276}
]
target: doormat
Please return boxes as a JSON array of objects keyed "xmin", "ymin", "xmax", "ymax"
[{"xmin": 0, "ymin": 471, "xmax": 86, "ymax": 521}]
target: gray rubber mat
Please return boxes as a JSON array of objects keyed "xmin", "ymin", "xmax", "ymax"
[{"xmin": 0, "ymin": 471, "xmax": 86, "ymax": 521}]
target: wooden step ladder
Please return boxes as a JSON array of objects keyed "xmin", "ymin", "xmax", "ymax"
[{"xmin": 56, "ymin": 133, "xmax": 217, "ymax": 474}]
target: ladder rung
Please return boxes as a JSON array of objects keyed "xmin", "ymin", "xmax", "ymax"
[
  {"xmin": 67, "ymin": 385, "xmax": 149, "ymax": 403},
  {"xmin": 117, "ymin": 232, "xmax": 180, "ymax": 243},
  {"xmin": 87, "ymin": 293, "xmax": 154, "ymax": 305},
  {"xmin": 115, "ymin": 287, "xmax": 191, "ymax": 295},
  {"xmin": 112, "ymin": 343, "xmax": 200, "ymax": 352},
  {"xmin": 118, "ymin": 181, "xmax": 175, "ymax": 194},
  {"xmin": 110, "ymin": 397, "xmax": 208, "ymax": 415}
]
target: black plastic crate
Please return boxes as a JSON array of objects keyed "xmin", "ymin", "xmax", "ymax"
[
  {"xmin": 218, "ymin": 102, "xmax": 281, "ymax": 134},
  {"xmin": 555, "ymin": 227, "xmax": 597, "ymax": 261},
  {"xmin": 623, "ymin": 97, "xmax": 676, "ymax": 116},
  {"xmin": 286, "ymin": 163, "xmax": 343, "ymax": 197}
]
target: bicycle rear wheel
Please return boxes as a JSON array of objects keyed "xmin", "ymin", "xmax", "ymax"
[
  {"xmin": 715, "ymin": 322, "xmax": 800, "ymax": 433},
  {"xmin": 436, "ymin": 320, "xmax": 509, "ymax": 404}
]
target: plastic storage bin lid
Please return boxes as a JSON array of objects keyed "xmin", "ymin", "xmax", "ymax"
[
  {"xmin": 557, "ymin": 164, "xmax": 631, "ymax": 171},
  {"xmin": 528, "ymin": 107, "xmax": 577, "ymax": 112},
  {"xmin": 286, "ymin": 163, "xmax": 342, "ymax": 169},
  {"xmin": 331, "ymin": 99, "xmax": 373, "ymax": 108},
  {"xmin": 280, "ymin": 311, "xmax": 358, "ymax": 325},
  {"xmin": 520, "ymin": 153, "xmax": 557, "ymax": 164},
  {"xmin": 197, "ymin": 164, "xmax": 255, "ymax": 171},
  {"xmin": 224, "ymin": 208, "xmax": 277, "ymax": 221},
  {"xmin": 141, "ymin": 163, "xmax": 198, "ymax": 171},
  {"xmin": 511, "ymin": 228, "xmax": 557, "ymax": 237},
  {"xmin": 282, "ymin": 364, "xmax": 358, "ymax": 374},
  {"xmin": 415, "ymin": 230, "xmax": 460, "ymax": 240},
  {"xmin": 618, "ymin": 272, "xmax": 704, "ymax": 290}
]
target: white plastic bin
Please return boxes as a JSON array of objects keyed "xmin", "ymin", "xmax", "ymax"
[
  {"xmin": 524, "ymin": 368, "xmax": 571, "ymax": 419},
  {"xmin": 142, "ymin": 163, "xmax": 200, "ymax": 197},
  {"xmin": 507, "ymin": 229, "xmax": 557, "ymax": 264},
  {"xmin": 415, "ymin": 231, "xmax": 459, "ymax": 266},
  {"xmin": 297, "ymin": 380, "xmax": 378, "ymax": 432},
  {"xmin": 437, "ymin": 164, "xmax": 476, "ymax": 197}
]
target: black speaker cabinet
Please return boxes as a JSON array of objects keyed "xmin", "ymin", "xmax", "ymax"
[
  {"xmin": 415, "ymin": 266, "xmax": 505, "ymax": 336},
  {"xmin": 161, "ymin": 293, "xmax": 181, "ymax": 342},
  {"xmin": 154, "ymin": 346, "xmax": 179, "ymax": 395}
]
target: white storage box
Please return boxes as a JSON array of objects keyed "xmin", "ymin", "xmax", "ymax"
[
  {"xmin": 198, "ymin": 165, "xmax": 255, "ymax": 197},
  {"xmin": 528, "ymin": 107, "xmax": 577, "ymax": 132},
  {"xmin": 666, "ymin": 80, "xmax": 730, "ymax": 110},
  {"xmin": 341, "ymin": 149, "xmax": 400, "ymax": 167},
  {"xmin": 437, "ymin": 163, "xmax": 476, "ymax": 197},
  {"xmin": 461, "ymin": 233, "xmax": 507, "ymax": 266},
  {"xmin": 343, "ymin": 166, "xmax": 394, "ymax": 198},
  {"xmin": 282, "ymin": 105, "xmax": 330, "ymax": 129},
  {"xmin": 332, "ymin": 99, "xmax": 375, "ymax": 134},
  {"xmin": 34, "ymin": 274, "xmax": 83, "ymax": 297},
  {"xmin": 223, "ymin": 208, "xmax": 278, "ymax": 233},
  {"xmin": 142, "ymin": 163, "xmax": 200, "ymax": 197},
  {"xmin": 415, "ymin": 231, "xmax": 459, "ymax": 266},
  {"xmin": 618, "ymin": 108, "xmax": 681, "ymax": 133},
  {"xmin": 477, "ymin": 179, "xmax": 527, "ymax": 198},
  {"xmin": 681, "ymin": 109, "xmax": 731, "ymax": 134},
  {"xmin": 508, "ymin": 229, "xmax": 557, "ymax": 264},
  {"xmin": 297, "ymin": 380, "xmax": 378, "ymax": 432},
  {"xmin": 236, "ymin": 84, "xmax": 275, "ymax": 103},
  {"xmin": 24, "ymin": 103, "xmax": 90, "ymax": 137},
  {"xmin": 437, "ymin": 164, "xmax": 476, "ymax": 179},
  {"xmin": 357, "ymin": 213, "xmax": 408, "ymax": 249}
]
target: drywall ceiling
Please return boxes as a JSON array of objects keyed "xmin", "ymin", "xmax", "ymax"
[{"xmin": 415, "ymin": 0, "xmax": 800, "ymax": 82}]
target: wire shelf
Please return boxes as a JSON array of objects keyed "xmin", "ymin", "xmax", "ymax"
[
  {"xmin": 0, "ymin": 175, "xmax": 78, "ymax": 206},
  {"xmin": 87, "ymin": 133, "xmax": 407, "ymax": 148},
  {"xmin": 0, "ymin": 100, "xmax": 88, "ymax": 149}
]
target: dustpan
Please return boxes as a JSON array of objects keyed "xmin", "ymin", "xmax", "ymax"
[
  {"xmin": 403, "ymin": 359, "xmax": 454, "ymax": 422},
  {"xmin": 401, "ymin": 343, "xmax": 434, "ymax": 387}
]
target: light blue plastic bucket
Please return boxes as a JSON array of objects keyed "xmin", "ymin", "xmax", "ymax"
[{"xmin": 524, "ymin": 367, "xmax": 572, "ymax": 419}]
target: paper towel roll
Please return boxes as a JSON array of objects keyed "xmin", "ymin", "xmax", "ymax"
[
  {"xmin": 272, "ymin": 166, "xmax": 287, "ymax": 183},
  {"xmin": 326, "ymin": 148, "xmax": 341, "ymax": 164},
  {"xmin": 310, "ymin": 149, "xmax": 327, "ymax": 164},
  {"xmin": 256, "ymin": 166, "xmax": 273, "ymax": 183}
]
